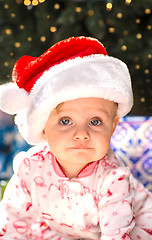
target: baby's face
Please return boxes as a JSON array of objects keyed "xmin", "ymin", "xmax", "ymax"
[{"xmin": 43, "ymin": 98, "xmax": 119, "ymax": 178}]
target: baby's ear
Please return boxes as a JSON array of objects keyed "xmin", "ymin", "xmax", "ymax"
[{"xmin": 112, "ymin": 115, "xmax": 119, "ymax": 135}]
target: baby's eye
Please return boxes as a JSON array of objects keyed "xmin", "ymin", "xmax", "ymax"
[
  {"xmin": 89, "ymin": 119, "xmax": 102, "ymax": 126},
  {"xmin": 59, "ymin": 118, "xmax": 72, "ymax": 125}
]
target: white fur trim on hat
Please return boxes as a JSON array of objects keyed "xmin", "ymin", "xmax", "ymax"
[
  {"xmin": 15, "ymin": 54, "xmax": 133, "ymax": 145},
  {"xmin": 0, "ymin": 82, "xmax": 30, "ymax": 114}
]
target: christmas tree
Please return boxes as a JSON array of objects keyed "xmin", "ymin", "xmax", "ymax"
[{"xmin": 0, "ymin": 0, "xmax": 152, "ymax": 115}]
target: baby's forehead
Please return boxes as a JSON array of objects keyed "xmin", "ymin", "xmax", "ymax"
[{"xmin": 53, "ymin": 97, "xmax": 117, "ymax": 116}]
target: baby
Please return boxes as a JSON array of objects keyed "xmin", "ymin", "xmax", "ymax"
[{"xmin": 0, "ymin": 36, "xmax": 152, "ymax": 240}]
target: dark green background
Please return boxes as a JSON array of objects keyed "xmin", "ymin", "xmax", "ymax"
[{"xmin": 0, "ymin": 0, "xmax": 152, "ymax": 115}]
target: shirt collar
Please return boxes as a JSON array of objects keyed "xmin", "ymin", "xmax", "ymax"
[{"xmin": 52, "ymin": 155, "xmax": 99, "ymax": 179}]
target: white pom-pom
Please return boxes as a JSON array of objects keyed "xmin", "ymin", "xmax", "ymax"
[{"xmin": 0, "ymin": 82, "xmax": 30, "ymax": 114}]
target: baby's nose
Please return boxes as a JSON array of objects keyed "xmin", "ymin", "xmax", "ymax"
[{"xmin": 73, "ymin": 126, "xmax": 90, "ymax": 141}]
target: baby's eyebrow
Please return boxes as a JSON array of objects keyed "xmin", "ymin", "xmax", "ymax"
[{"xmin": 92, "ymin": 108, "xmax": 109, "ymax": 117}]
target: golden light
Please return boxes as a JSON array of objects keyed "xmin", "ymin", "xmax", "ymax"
[
  {"xmin": 125, "ymin": 0, "xmax": 132, "ymax": 5},
  {"xmin": 88, "ymin": 10, "xmax": 94, "ymax": 16},
  {"xmin": 75, "ymin": 7, "xmax": 82, "ymax": 13},
  {"xmin": 144, "ymin": 69, "xmax": 149, "ymax": 74},
  {"xmin": 14, "ymin": 42, "xmax": 21, "ymax": 48},
  {"xmin": 50, "ymin": 26, "xmax": 57, "ymax": 32},
  {"xmin": 27, "ymin": 37, "xmax": 32, "ymax": 42},
  {"xmin": 4, "ymin": 4, "xmax": 9, "ymax": 9},
  {"xmin": 32, "ymin": 0, "xmax": 39, "ymax": 6},
  {"xmin": 109, "ymin": 27, "xmax": 115, "ymax": 33},
  {"xmin": 46, "ymin": 15, "xmax": 50, "ymax": 19},
  {"xmin": 147, "ymin": 25, "xmax": 152, "ymax": 30},
  {"xmin": 121, "ymin": 45, "xmax": 127, "ymax": 51},
  {"xmin": 135, "ymin": 64, "xmax": 140, "ymax": 69},
  {"xmin": 54, "ymin": 3, "xmax": 60, "ymax": 10},
  {"xmin": 10, "ymin": 52, "xmax": 14, "ymax": 56},
  {"xmin": 40, "ymin": 36, "xmax": 46, "ymax": 42},
  {"xmin": 11, "ymin": 13, "xmax": 16, "ymax": 18},
  {"xmin": 140, "ymin": 97, "xmax": 145, "ymax": 103},
  {"xmin": 123, "ymin": 30, "xmax": 128, "ymax": 36},
  {"xmin": 136, "ymin": 33, "xmax": 142, "ymax": 39},
  {"xmin": 117, "ymin": 13, "xmax": 123, "ymax": 19},
  {"xmin": 135, "ymin": 19, "xmax": 140, "ymax": 24},
  {"xmin": 19, "ymin": 25, "xmax": 25, "ymax": 30},
  {"xmin": 147, "ymin": 54, "xmax": 152, "ymax": 59},
  {"xmin": 24, "ymin": 0, "xmax": 45, "ymax": 6},
  {"xmin": 106, "ymin": 3, "xmax": 112, "ymax": 11},
  {"xmin": 5, "ymin": 29, "xmax": 12, "ymax": 35},
  {"xmin": 4, "ymin": 62, "xmax": 9, "ymax": 67},
  {"xmin": 24, "ymin": 0, "xmax": 31, "ymax": 6},
  {"xmin": 145, "ymin": 9, "xmax": 151, "ymax": 14}
]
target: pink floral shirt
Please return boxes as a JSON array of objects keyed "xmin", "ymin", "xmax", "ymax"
[{"xmin": 0, "ymin": 144, "xmax": 152, "ymax": 240}]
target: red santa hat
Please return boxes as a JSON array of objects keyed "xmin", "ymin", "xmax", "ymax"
[{"xmin": 0, "ymin": 36, "xmax": 133, "ymax": 145}]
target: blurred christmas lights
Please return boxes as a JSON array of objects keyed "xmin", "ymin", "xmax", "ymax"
[
  {"xmin": 106, "ymin": 3, "xmax": 112, "ymax": 11},
  {"xmin": 24, "ymin": 0, "xmax": 45, "ymax": 6}
]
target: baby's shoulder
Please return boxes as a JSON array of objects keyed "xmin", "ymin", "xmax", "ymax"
[
  {"xmin": 13, "ymin": 144, "xmax": 51, "ymax": 173},
  {"xmin": 98, "ymin": 148, "xmax": 125, "ymax": 172},
  {"xmin": 95, "ymin": 148, "xmax": 130, "ymax": 185}
]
